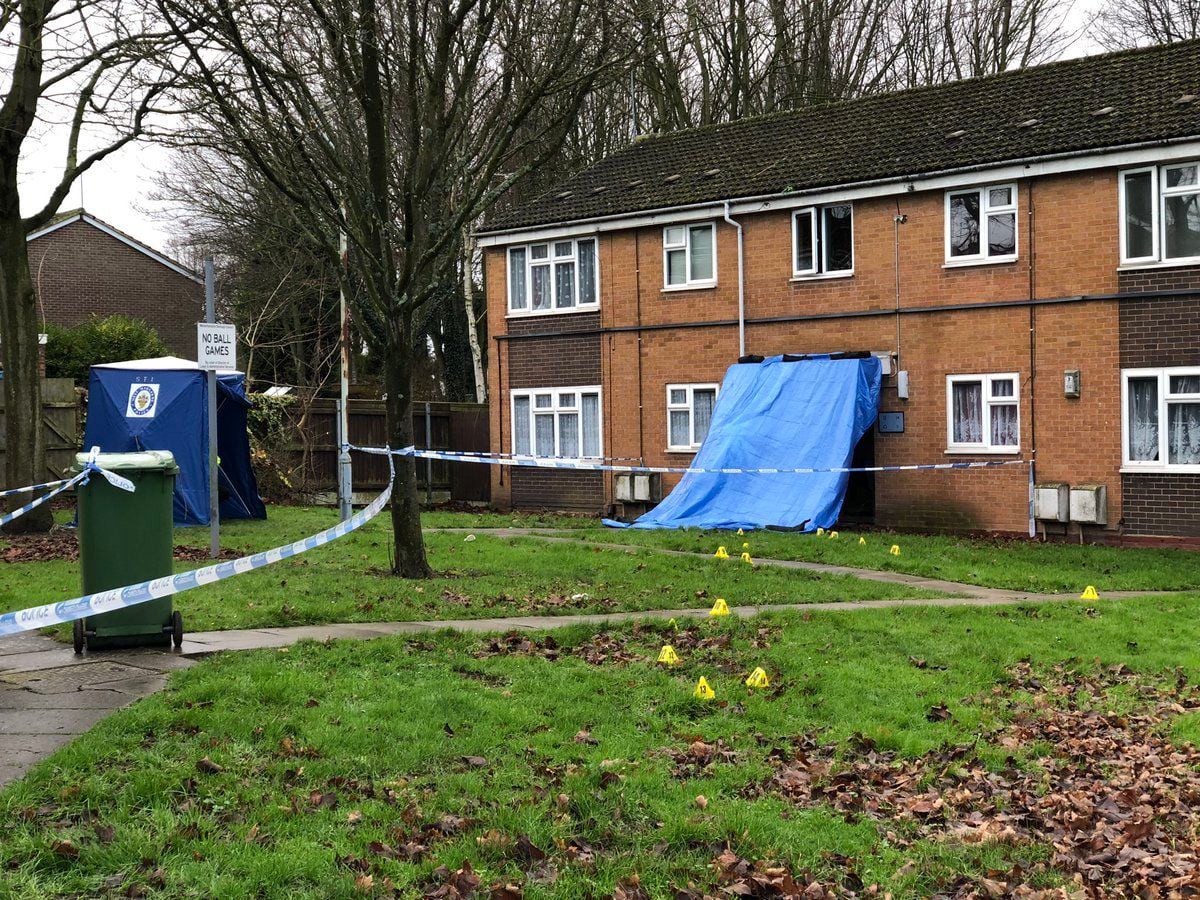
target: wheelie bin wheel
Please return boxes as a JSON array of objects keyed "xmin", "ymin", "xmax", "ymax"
[
  {"xmin": 73, "ymin": 619, "xmax": 85, "ymax": 655},
  {"xmin": 172, "ymin": 611, "xmax": 184, "ymax": 649}
]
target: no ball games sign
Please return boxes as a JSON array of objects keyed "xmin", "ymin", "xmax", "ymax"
[{"xmin": 197, "ymin": 323, "xmax": 237, "ymax": 372}]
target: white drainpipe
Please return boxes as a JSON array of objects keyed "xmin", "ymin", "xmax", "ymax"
[{"xmin": 723, "ymin": 201, "xmax": 745, "ymax": 357}]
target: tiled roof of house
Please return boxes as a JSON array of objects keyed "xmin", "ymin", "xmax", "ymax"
[{"xmin": 486, "ymin": 40, "xmax": 1200, "ymax": 233}]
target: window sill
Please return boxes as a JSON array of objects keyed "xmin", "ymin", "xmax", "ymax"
[
  {"xmin": 942, "ymin": 256, "xmax": 1018, "ymax": 269},
  {"xmin": 790, "ymin": 270, "xmax": 854, "ymax": 283},
  {"xmin": 1120, "ymin": 466, "xmax": 1200, "ymax": 475},
  {"xmin": 944, "ymin": 447, "xmax": 1022, "ymax": 456},
  {"xmin": 1117, "ymin": 258, "xmax": 1200, "ymax": 272},
  {"xmin": 506, "ymin": 305, "xmax": 599, "ymax": 320},
  {"xmin": 665, "ymin": 447, "xmax": 700, "ymax": 455},
  {"xmin": 662, "ymin": 282, "xmax": 717, "ymax": 293}
]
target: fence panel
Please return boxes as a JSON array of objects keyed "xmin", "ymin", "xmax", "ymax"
[
  {"xmin": 284, "ymin": 398, "xmax": 488, "ymax": 500},
  {"xmin": 0, "ymin": 378, "xmax": 80, "ymax": 487}
]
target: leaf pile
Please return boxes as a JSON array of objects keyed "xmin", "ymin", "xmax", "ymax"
[
  {"xmin": 758, "ymin": 663, "xmax": 1200, "ymax": 897},
  {"xmin": 470, "ymin": 631, "xmax": 640, "ymax": 666},
  {"xmin": 657, "ymin": 738, "xmax": 741, "ymax": 780},
  {"xmin": 0, "ymin": 531, "xmax": 236, "ymax": 563}
]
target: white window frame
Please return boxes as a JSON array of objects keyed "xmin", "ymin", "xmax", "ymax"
[
  {"xmin": 1121, "ymin": 367, "xmax": 1200, "ymax": 473},
  {"xmin": 945, "ymin": 372, "xmax": 1021, "ymax": 454},
  {"xmin": 662, "ymin": 222, "xmax": 717, "ymax": 290},
  {"xmin": 1118, "ymin": 166, "xmax": 1160, "ymax": 265},
  {"xmin": 1118, "ymin": 162, "xmax": 1200, "ymax": 267},
  {"xmin": 506, "ymin": 236, "xmax": 599, "ymax": 317},
  {"xmin": 791, "ymin": 204, "xmax": 855, "ymax": 279},
  {"xmin": 944, "ymin": 183, "xmax": 1018, "ymax": 266},
  {"xmin": 509, "ymin": 386, "xmax": 603, "ymax": 459},
  {"xmin": 665, "ymin": 383, "xmax": 719, "ymax": 451}
]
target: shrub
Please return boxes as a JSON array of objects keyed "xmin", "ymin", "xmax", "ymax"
[
  {"xmin": 246, "ymin": 392, "xmax": 297, "ymax": 502},
  {"xmin": 45, "ymin": 315, "xmax": 168, "ymax": 384}
]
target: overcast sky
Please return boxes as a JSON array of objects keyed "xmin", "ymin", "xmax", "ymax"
[{"xmin": 18, "ymin": 11, "xmax": 1106, "ymax": 261}]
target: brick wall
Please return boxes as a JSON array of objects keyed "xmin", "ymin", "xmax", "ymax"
[
  {"xmin": 484, "ymin": 165, "xmax": 1200, "ymax": 537},
  {"xmin": 1119, "ymin": 296, "xmax": 1200, "ymax": 368},
  {"xmin": 1118, "ymin": 266, "xmax": 1200, "ymax": 294},
  {"xmin": 1118, "ymin": 295, "xmax": 1200, "ymax": 536},
  {"xmin": 27, "ymin": 218, "xmax": 203, "ymax": 358},
  {"xmin": 1122, "ymin": 474, "xmax": 1200, "ymax": 536}
]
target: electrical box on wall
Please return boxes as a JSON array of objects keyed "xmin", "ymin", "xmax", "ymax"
[
  {"xmin": 1064, "ymin": 369, "xmax": 1081, "ymax": 398},
  {"xmin": 1070, "ymin": 484, "xmax": 1107, "ymax": 525},
  {"xmin": 1034, "ymin": 483, "xmax": 1070, "ymax": 522},
  {"xmin": 896, "ymin": 370, "xmax": 910, "ymax": 400},
  {"xmin": 615, "ymin": 473, "xmax": 662, "ymax": 503},
  {"xmin": 878, "ymin": 412, "xmax": 905, "ymax": 434}
]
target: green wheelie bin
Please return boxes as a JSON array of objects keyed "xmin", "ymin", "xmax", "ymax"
[{"xmin": 71, "ymin": 450, "xmax": 182, "ymax": 653}]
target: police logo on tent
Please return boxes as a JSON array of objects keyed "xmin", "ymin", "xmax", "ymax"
[{"xmin": 126, "ymin": 383, "xmax": 160, "ymax": 418}]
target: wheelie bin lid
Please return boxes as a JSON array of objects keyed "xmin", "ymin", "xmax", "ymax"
[{"xmin": 72, "ymin": 450, "xmax": 180, "ymax": 475}]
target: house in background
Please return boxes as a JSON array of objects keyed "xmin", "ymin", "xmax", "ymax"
[
  {"xmin": 478, "ymin": 40, "xmax": 1200, "ymax": 543},
  {"xmin": 26, "ymin": 210, "xmax": 203, "ymax": 358}
]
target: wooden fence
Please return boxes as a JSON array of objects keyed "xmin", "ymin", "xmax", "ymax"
[
  {"xmin": 284, "ymin": 398, "xmax": 490, "ymax": 501},
  {"xmin": 0, "ymin": 378, "xmax": 80, "ymax": 487}
]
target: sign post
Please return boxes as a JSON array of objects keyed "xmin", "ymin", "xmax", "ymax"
[{"xmin": 198, "ymin": 260, "xmax": 235, "ymax": 559}]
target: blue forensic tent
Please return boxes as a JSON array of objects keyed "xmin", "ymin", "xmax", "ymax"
[
  {"xmin": 614, "ymin": 354, "xmax": 881, "ymax": 532},
  {"xmin": 84, "ymin": 356, "xmax": 267, "ymax": 526}
]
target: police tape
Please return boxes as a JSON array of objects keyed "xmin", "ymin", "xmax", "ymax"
[
  {"xmin": 0, "ymin": 478, "xmax": 71, "ymax": 498},
  {"xmin": 351, "ymin": 444, "xmax": 1030, "ymax": 477},
  {"xmin": 0, "ymin": 455, "xmax": 136, "ymax": 529},
  {"xmin": 0, "ymin": 480, "xmax": 393, "ymax": 638}
]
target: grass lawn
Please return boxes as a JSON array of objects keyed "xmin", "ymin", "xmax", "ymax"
[
  {"xmin": 518, "ymin": 522, "xmax": 1200, "ymax": 594},
  {"xmin": 0, "ymin": 507, "xmax": 942, "ymax": 638},
  {"xmin": 4, "ymin": 596, "xmax": 1200, "ymax": 897}
]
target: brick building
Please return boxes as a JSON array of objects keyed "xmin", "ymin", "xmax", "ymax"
[
  {"xmin": 26, "ymin": 210, "xmax": 203, "ymax": 358},
  {"xmin": 478, "ymin": 41, "xmax": 1200, "ymax": 541}
]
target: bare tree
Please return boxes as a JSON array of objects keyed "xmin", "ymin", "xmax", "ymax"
[
  {"xmin": 156, "ymin": 0, "xmax": 612, "ymax": 576},
  {"xmin": 0, "ymin": 0, "xmax": 175, "ymax": 530},
  {"xmin": 1092, "ymin": 0, "xmax": 1200, "ymax": 48}
]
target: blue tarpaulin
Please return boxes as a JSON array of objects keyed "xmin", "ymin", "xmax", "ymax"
[
  {"xmin": 613, "ymin": 354, "xmax": 881, "ymax": 532},
  {"xmin": 84, "ymin": 356, "xmax": 267, "ymax": 526}
]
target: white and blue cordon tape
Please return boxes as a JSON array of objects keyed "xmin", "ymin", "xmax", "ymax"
[
  {"xmin": 0, "ymin": 452, "xmax": 393, "ymax": 638},
  {"xmin": 354, "ymin": 444, "xmax": 1030, "ymax": 476},
  {"xmin": 0, "ymin": 449, "xmax": 136, "ymax": 530}
]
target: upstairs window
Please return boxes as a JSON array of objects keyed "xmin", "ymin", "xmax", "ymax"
[
  {"xmin": 666, "ymin": 383, "xmax": 718, "ymax": 450},
  {"xmin": 1123, "ymin": 368, "xmax": 1200, "ymax": 471},
  {"xmin": 1120, "ymin": 163, "xmax": 1200, "ymax": 265},
  {"xmin": 793, "ymin": 204, "xmax": 854, "ymax": 277},
  {"xmin": 508, "ymin": 237, "xmax": 597, "ymax": 314},
  {"xmin": 945, "ymin": 184, "xmax": 1017, "ymax": 263},
  {"xmin": 511, "ymin": 387, "xmax": 602, "ymax": 458},
  {"xmin": 946, "ymin": 373, "xmax": 1020, "ymax": 452},
  {"xmin": 663, "ymin": 223, "xmax": 716, "ymax": 288}
]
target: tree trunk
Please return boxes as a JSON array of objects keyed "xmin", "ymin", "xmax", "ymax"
[
  {"xmin": 384, "ymin": 324, "xmax": 432, "ymax": 578},
  {"xmin": 463, "ymin": 232, "xmax": 487, "ymax": 403},
  {"xmin": 0, "ymin": 213, "xmax": 52, "ymax": 533}
]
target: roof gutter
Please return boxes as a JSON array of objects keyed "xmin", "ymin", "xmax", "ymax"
[
  {"xmin": 722, "ymin": 201, "xmax": 745, "ymax": 357},
  {"xmin": 477, "ymin": 134, "xmax": 1200, "ymax": 245}
]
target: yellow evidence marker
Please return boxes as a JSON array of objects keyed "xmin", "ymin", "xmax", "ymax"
[
  {"xmin": 714, "ymin": 546, "xmax": 730, "ymax": 559},
  {"xmin": 740, "ymin": 551, "xmax": 753, "ymax": 564},
  {"xmin": 890, "ymin": 544, "xmax": 901, "ymax": 556},
  {"xmin": 858, "ymin": 536, "xmax": 867, "ymax": 545},
  {"xmin": 829, "ymin": 531, "xmax": 839, "ymax": 539},
  {"xmin": 694, "ymin": 677, "xmax": 716, "ymax": 700},
  {"xmin": 658, "ymin": 645, "xmax": 680, "ymax": 666},
  {"xmin": 745, "ymin": 667, "xmax": 770, "ymax": 689},
  {"xmin": 1080, "ymin": 585, "xmax": 1100, "ymax": 600},
  {"xmin": 737, "ymin": 528, "xmax": 744, "ymax": 536},
  {"xmin": 710, "ymin": 597, "xmax": 731, "ymax": 617},
  {"xmin": 816, "ymin": 527, "xmax": 825, "ymax": 536}
]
